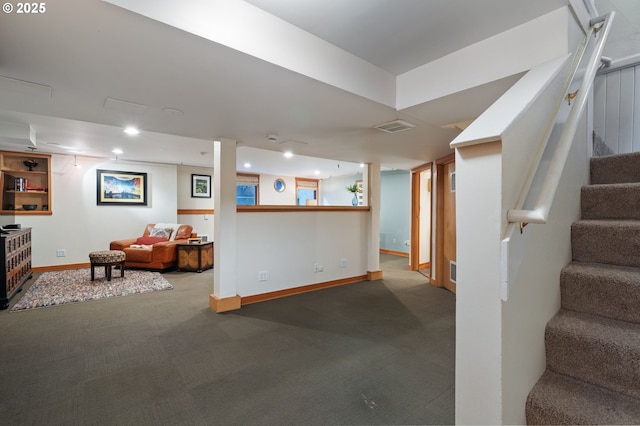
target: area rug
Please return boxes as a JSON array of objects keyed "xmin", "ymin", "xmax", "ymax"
[{"xmin": 11, "ymin": 268, "xmax": 173, "ymax": 312}]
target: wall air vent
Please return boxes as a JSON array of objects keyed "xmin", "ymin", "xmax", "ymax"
[
  {"xmin": 450, "ymin": 261, "xmax": 457, "ymax": 284},
  {"xmin": 374, "ymin": 119, "xmax": 415, "ymax": 134}
]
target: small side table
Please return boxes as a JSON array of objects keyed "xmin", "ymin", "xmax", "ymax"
[{"xmin": 177, "ymin": 241, "xmax": 214, "ymax": 272}]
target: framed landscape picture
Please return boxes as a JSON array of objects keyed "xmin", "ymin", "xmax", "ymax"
[
  {"xmin": 191, "ymin": 174, "xmax": 211, "ymax": 198},
  {"xmin": 97, "ymin": 169, "xmax": 148, "ymax": 206}
]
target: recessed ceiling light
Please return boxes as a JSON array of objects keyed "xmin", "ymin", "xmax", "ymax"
[
  {"xmin": 360, "ymin": 163, "xmax": 365, "ymax": 168},
  {"xmin": 244, "ymin": 162, "xmax": 251, "ymax": 168},
  {"xmin": 124, "ymin": 127, "xmax": 139, "ymax": 136},
  {"xmin": 112, "ymin": 148, "xmax": 124, "ymax": 154},
  {"xmin": 283, "ymin": 151, "xmax": 293, "ymax": 158},
  {"xmin": 314, "ymin": 170, "xmax": 320, "ymax": 175}
]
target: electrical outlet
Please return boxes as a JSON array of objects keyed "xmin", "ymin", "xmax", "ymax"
[
  {"xmin": 314, "ymin": 263, "xmax": 324, "ymax": 272},
  {"xmin": 258, "ymin": 271, "xmax": 268, "ymax": 281},
  {"xmin": 56, "ymin": 249, "xmax": 66, "ymax": 257},
  {"xmin": 340, "ymin": 258, "xmax": 348, "ymax": 268}
]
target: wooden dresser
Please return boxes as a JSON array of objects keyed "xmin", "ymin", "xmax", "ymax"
[{"xmin": 0, "ymin": 227, "xmax": 32, "ymax": 309}]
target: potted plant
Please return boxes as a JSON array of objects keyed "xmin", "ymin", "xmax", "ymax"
[{"xmin": 346, "ymin": 183, "xmax": 359, "ymax": 206}]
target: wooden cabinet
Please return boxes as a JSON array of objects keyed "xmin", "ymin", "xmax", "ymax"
[
  {"xmin": 0, "ymin": 151, "xmax": 52, "ymax": 215},
  {"xmin": 0, "ymin": 227, "xmax": 32, "ymax": 309},
  {"xmin": 177, "ymin": 242, "xmax": 214, "ymax": 272}
]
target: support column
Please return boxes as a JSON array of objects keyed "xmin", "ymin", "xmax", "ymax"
[
  {"xmin": 210, "ymin": 138, "xmax": 241, "ymax": 313},
  {"xmin": 366, "ymin": 163, "xmax": 382, "ymax": 280}
]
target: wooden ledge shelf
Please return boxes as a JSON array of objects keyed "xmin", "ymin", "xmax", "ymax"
[{"xmin": 237, "ymin": 205, "xmax": 370, "ymax": 213}]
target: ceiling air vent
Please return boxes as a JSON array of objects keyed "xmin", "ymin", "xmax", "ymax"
[{"xmin": 374, "ymin": 119, "xmax": 415, "ymax": 134}]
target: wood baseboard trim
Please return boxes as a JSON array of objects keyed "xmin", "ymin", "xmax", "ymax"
[
  {"xmin": 209, "ymin": 294, "xmax": 241, "ymax": 313},
  {"xmin": 33, "ymin": 263, "xmax": 90, "ymax": 273},
  {"xmin": 380, "ymin": 249, "xmax": 409, "ymax": 257},
  {"xmin": 241, "ymin": 275, "xmax": 367, "ymax": 306},
  {"xmin": 418, "ymin": 262, "xmax": 431, "ymax": 269},
  {"xmin": 367, "ymin": 270, "xmax": 383, "ymax": 280}
]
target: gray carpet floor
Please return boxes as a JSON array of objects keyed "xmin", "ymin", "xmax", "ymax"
[{"xmin": 0, "ymin": 254, "xmax": 455, "ymax": 425}]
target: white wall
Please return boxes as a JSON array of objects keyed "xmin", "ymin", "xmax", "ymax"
[
  {"xmin": 236, "ymin": 211, "xmax": 368, "ymax": 296},
  {"xmin": 321, "ymin": 173, "xmax": 363, "ymax": 206},
  {"xmin": 455, "ymin": 124, "xmax": 588, "ymax": 425},
  {"xmin": 501, "ymin": 116, "xmax": 587, "ymax": 423},
  {"xmin": 259, "ymin": 173, "xmax": 297, "ymax": 205},
  {"xmin": 19, "ymin": 154, "xmax": 178, "ymax": 267},
  {"xmin": 379, "ymin": 170, "xmax": 411, "ymax": 253},
  {"xmin": 397, "ymin": 7, "xmax": 570, "ymax": 110},
  {"xmin": 594, "ymin": 62, "xmax": 640, "ymax": 155},
  {"xmin": 177, "ymin": 165, "xmax": 215, "ymax": 239}
]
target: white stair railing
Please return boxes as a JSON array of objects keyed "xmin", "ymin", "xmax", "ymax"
[{"xmin": 500, "ymin": 12, "xmax": 615, "ymax": 301}]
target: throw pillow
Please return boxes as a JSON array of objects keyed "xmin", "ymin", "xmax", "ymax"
[
  {"xmin": 149, "ymin": 227, "xmax": 173, "ymax": 239},
  {"xmin": 135, "ymin": 236, "xmax": 169, "ymax": 245},
  {"xmin": 154, "ymin": 223, "xmax": 182, "ymax": 240}
]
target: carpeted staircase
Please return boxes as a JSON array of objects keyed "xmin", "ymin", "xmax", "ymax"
[{"xmin": 526, "ymin": 152, "xmax": 640, "ymax": 425}]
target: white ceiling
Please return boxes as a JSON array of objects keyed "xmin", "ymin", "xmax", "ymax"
[{"xmin": 0, "ymin": 0, "xmax": 636, "ymax": 178}]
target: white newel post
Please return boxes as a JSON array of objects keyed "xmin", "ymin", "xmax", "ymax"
[
  {"xmin": 210, "ymin": 138, "xmax": 241, "ymax": 312},
  {"xmin": 454, "ymin": 141, "xmax": 503, "ymax": 424}
]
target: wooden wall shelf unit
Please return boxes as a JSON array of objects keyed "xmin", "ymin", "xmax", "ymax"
[
  {"xmin": 0, "ymin": 151, "xmax": 52, "ymax": 215},
  {"xmin": 0, "ymin": 227, "xmax": 32, "ymax": 309}
]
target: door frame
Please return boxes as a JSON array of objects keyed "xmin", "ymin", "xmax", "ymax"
[
  {"xmin": 410, "ymin": 162, "xmax": 433, "ymax": 272},
  {"xmin": 435, "ymin": 152, "xmax": 455, "ymax": 288}
]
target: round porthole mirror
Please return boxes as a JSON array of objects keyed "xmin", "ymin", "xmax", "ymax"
[{"xmin": 274, "ymin": 178, "xmax": 286, "ymax": 192}]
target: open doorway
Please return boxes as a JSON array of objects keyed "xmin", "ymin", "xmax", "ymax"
[{"xmin": 410, "ymin": 163, "xmax": 432, "ymax": 279}]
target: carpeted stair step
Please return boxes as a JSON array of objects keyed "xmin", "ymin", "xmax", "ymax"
[
  {"xmin": 545, "ymin": 309, "xmax": 640, "ymax": 401},
  {"xmin": 591, "ymin": 152, "xmax": 640, "ymax": 184},
  {"xmin": 572, "ymin": 219, "xmax": 640, "ymax": 267},
  {"xmin": 526, "ymin": 369, "xmax": 640, "ymax": 425},
  {"xmin": 561, "ymin": 262, "xmax": 640, "ymax": 324},
  {"xmin": 581, "ymin": 183, "xmax": 640, "ymax": 219}
]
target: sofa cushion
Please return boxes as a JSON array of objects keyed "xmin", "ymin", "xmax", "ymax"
[
  {"xmin": 150, "ymin": 227, "xmax": 173, "ymax": 239},
  {"xmin": 124, "ymin": 247, "xmax": 154, "ymax": 262},
  {"xmin": 135, "ymin": 236, "xmax": 169, "ymax": 245}
]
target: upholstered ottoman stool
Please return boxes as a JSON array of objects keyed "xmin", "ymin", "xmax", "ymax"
[{"xmin": 89, "ymin": 250, "xmax": 126, "ymax": 281}]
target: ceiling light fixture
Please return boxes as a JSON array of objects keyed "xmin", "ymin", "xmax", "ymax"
[
  {"xmin": 112, "ymin": 148, "xmax": 123, "ymax": 155},
  {"xmin": 314, "ymin": 170, "xmax": 320, "ymax": 175},
  {"xmin": 244, "ymin": 162, "xmax": 251, "ymax": 168},
  {"xmin": 124, "ymin": 126, "xmax": 140, "ymax": 136},
  {"xmin": 73, "ymin": 155, "xmax": 81, "ymax": 168},
  {"xmin": 283, "ymin": 151, "xmax": 293, "ymax": 158}
]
